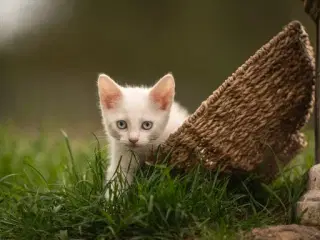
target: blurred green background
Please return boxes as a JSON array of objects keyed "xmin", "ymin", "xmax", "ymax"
[{"xmin": 0, "ymin": 0, "xmax": 316, "ymax": 138}]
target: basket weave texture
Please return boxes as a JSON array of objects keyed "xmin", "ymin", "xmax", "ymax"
[{"xmin": 161, "ymin": 21, "xmax": 315, "ymax": 179}]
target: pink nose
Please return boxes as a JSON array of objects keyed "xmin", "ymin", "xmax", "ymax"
[{"xmin": 129, "ymin": 138, "xmax": 138, "ymax": 144}]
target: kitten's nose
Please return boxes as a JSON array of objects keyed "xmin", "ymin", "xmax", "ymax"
[{"xmin": 129, "ymin": 138, "xmax": 139, "ymax": 144}]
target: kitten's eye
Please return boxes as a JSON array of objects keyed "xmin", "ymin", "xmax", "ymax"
[
  {"xmin": 141, "ymin": 121, "xmax": 153, "ymax": 130},
  {"xmin": 116, "ymin": 120, "xmax": 127, "ymax": 129}
]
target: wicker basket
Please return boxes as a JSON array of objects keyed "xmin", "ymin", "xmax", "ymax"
[{"xmin": 160, "ymin": 21, "xmax": 315, "ymax": 181}]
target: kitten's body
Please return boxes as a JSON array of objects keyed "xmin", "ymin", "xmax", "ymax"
[{"xmin": 97, "ymin": 74, "xmax": 188, "ymax": 196}]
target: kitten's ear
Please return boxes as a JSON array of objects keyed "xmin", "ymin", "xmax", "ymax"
[
  {"xmin": 97, "ymin": 74, "xmax": 122, "ymax": 110},
  {"xmin": 149, "ymin": 73, "xmax": 175, "ymax": 110}
]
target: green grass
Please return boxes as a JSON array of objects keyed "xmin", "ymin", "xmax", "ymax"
[{"xmin": 0, "ymin": 124, "xmax": 315, "ymax": 239}]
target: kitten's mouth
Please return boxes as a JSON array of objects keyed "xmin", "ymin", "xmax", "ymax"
[{"xmin": 126, "ymin": 143, "xmax": 139, "ymax": 148}]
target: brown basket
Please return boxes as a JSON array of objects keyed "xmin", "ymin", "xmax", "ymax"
[{"xmin": 161, "ymin": 21, "xmax": 315, "ymax": 181}]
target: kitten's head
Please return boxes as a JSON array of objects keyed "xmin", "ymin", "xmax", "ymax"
[{"xmin": 97, "ymin": 73, "xmax": 175, "ymax": 148}]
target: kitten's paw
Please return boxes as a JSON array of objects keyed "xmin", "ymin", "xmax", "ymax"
[
  {"xmin": 104, "ymin": 180, "xmax": 121, "ymax": 201},
  {"xmin": 104, "ymin": 189, "xmax": 113, "ymax": 201}
]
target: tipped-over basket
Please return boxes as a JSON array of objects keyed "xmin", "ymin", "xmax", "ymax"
[{"xmin": 160, "ymin": 21, "xmax": 315, "ymax": 182}]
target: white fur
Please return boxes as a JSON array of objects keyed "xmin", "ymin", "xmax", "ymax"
[{"xmin": 97, "ymin": 73, "xmax": 188, "ymax": 197}]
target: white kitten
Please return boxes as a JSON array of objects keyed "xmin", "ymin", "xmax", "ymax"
[{"xmin": 97, "ymin": 73, "xmax": 188, "ymax": 197}]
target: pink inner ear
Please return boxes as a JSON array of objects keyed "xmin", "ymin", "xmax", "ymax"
[
  {"xmin": 101, "ymin": 92, "xmax": 121, "ymax": 109},
  {"xmin": 151, "ymin": 91, "xmax": 172, "ymax": 110}
]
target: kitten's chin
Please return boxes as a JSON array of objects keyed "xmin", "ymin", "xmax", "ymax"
[{"xmin": 123, "ymin": 142, "xmax": 150, "ymax": 151}]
